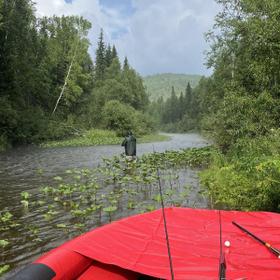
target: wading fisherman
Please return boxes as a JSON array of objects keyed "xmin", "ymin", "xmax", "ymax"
[{"xmin": 121, "ymin": 131, "xmax": 136, "ymax": 160}]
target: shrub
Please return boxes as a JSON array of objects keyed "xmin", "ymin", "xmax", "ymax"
[
  {"xmin": 101, "ymin": 100, "xmax": 154, "ymax": 136},
  {"xmin": 200, "ymin": 130, "xmax": 280, "ymax": 212},
  {"xmin": 0, "ymin": 134, "xmax": 9, "ymax": 152}
]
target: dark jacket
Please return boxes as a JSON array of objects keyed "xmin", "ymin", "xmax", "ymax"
[{"xmin": 121, "ymin": 135, "xmax": 136, "ymax": 156}]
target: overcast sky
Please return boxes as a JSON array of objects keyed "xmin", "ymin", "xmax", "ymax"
[{"xmin": 35, "ymin": 0, "xmax": 220, "ymax": 76}]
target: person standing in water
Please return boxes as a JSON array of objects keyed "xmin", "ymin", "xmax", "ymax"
[{"xmin": 121, "ymin": 131, "xmax": 136, "ymax": 159}]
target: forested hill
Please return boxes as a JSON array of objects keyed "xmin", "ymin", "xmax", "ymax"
[{"xmin": 143, "ymin": 73, "xmax": 202, "ymax": 100}]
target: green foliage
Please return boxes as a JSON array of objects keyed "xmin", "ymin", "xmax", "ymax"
[
  {"xmin": 102, "ymin": 100, "xmax": 153, "ymax": 136},
  {"xmin": 171, "ymin": 1, "xmax": 280, "ymax": 213},
  {"xmin": 0, "ymin": 4, "xmax": 151, "ymax": 148},
  {"xmin": 144, "ymin": 73, "xmax": 202, "ymax": 101},
  {"xmin": 95, "ymin": 29, "xmax": 106, "ymax": 81},
  {"xmin": 194, "ymin": 0, "xmax": 280, "ymax": 149},
  {"xmin": 0, "ymin": 1, "xmax": 93, "ymax": 146},
  {"xmin": 44, "ymin": 118, "xmax": 82, "ymax": 141},
  {"xmin": 0, "ymin": 265, "xmax": 10, "ymax": 276},
  {"xmin": 152, "ymin": 82, "xmax": 199, "ymax": 132},
  {"xmin": 212, "ymin": 89, "xmax": 278, "ymax": 149},
  {"xmin": 0, "ymin": 211, "xmax": 13, "ymax": 223},
  {"xmin": 13, "ymin": 107, "xmax": 49, "ymax": 144},
  {"xmin": 201, "ymin": 130, "xmax": 280, "ymax": 211},
  {"xmin": 0, "ymin": 239, "xmax": 9, "ymax": 248},
  {"xmin": 79, "ymin": 29, "xmax": 150, "ymax": 134},
  {"xmin": 102, "ymin": 100, "xmax": 137, "ymax": 136},
  {"xmin": 42, "ymin": 129, "xmax": 169, "ymax": 148},
  {"xmin": 0, "ymin": 133, "xmax": 8, "ymax": 151},
  {"xmin": 42, "ymin": 129, "xmax": 121, "ymax": 148}
]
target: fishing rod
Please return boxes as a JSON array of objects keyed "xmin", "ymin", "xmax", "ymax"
[
  {"xmin": 232, "ymin": 221, "xmax": 280, "ymax": 258},
  {"xmin": 153, "ymin": 146, "xmax": 175, "ymax": 280},
  {"xmin": 219, "ymin": 210, "xmax": 226, "ymax": 280}
]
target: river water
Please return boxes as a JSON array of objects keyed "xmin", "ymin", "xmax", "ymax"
[
  {"xmin": 0, "ymin": 133, "xmax": 209, "ymax": 207},
  {"xmin": 0, "ymin": 133, "xmax": 209, "ymax": 277}
]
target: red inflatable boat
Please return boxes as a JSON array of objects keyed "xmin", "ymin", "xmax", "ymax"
[{"xmin": 9, "ymin": 208, "xmax": 280, "ymax": 279}]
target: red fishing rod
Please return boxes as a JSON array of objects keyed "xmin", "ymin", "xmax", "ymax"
[{"xmin": 232, "ymin": 221, "xmax": 280, "ymax": 258}]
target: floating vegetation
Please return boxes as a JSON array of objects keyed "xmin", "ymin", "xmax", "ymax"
[
  {"xmin": 0, "ymin": 146, "xmax": 213, "ymax": 276},
  {"xmin": 0, "ymin": 240, "xmax": 9, "ymax": 248},
  {"xmin": 0, "ymin": 265, "xmax": 10, "ymax": 276}
]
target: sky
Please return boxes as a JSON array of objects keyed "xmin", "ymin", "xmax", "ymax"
[{"xmin": 35, "ymin": 0, "xmax": 220, "ymax": 76}]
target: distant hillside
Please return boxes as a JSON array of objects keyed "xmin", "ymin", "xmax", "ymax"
[{"xmin": 143, "ymin": 73, "xmax": 202, "ymax": 101}]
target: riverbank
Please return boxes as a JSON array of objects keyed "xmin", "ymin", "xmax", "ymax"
[
  {"xmin": 200, "ymin": 130, "xmax": 280, "ymax": 212},
  {"xmin": 40, "ymin": 129, "xmax": 170, "ymax": 148}
]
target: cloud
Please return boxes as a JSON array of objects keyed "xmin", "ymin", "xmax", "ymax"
[
  {"xmin": 116, "ymin": 0, "xmax": 219, "ymax": 75},
  {"xmin": 35, "ymin": 0, "xmax": 220, "ymax": 76}
]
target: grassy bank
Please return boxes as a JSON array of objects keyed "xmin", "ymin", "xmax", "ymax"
[{"xmin": 41, "ymin": 129, "xmax": 171, "ymax": 148}]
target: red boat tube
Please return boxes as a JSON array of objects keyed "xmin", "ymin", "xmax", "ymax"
[{"xmin": 8, "ymin": 208, "xmax": 280, "ymax": 280}]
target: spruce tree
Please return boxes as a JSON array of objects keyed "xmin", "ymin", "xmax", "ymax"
[
  {"xmin": 170, "ymin": 86, "xmax": 179, "ymax": 122},
  {"xmin": 123, "ymin": 56, "xmax": 129, "ymax": 71},
  {"xmin": 111, "ymin": 45, "xmax": 118, "ymax": 60},
  {"xmin": 179, "ymin": 91, "xmax": 184, "ymax": 119},
  {"xmin": 105, "ymin": 57, "xmax": 121, "ymax": 80},
  {"xmin": 184, "ymin": 82, "xmax": 192, "ymax": 114},
  {"xmin": 105, "ymin": 44, "xmax": 112, "ymax": 68},
  {"xmin": 95, "ymin": 29, "xmax": 106, "ymax": 81}
]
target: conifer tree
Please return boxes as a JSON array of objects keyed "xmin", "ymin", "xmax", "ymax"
[
  {"xmin": 0, "ymin": 0, "xmax": 39, "ymax": 143},
  {"xmin": 105, "ymin": 57, "xmax": 121, "ymax": 80},
  {"xmin": 95, "ymin": 29, "xmax": 106, "ymax": 81},
  {"xmin": 170, "ymin": 86, "xmax": 179, "ymax": 122},
  {"xmin": 123, "ymin": 56, "xmax": 129, "ymax": 71},
  {"xmin": 184, "ymin": 82, "xmax": 192, "ymax": 113},
  {"xmin": 104, "ymin": 44, "xmax": 112, "ymax": 68},
  {"xmin": 179, "ymin": 91, "xmax": 184, "ymax": 119},
  {"xmin": 111, "ymin": 45, "xmax": 118, "ymax": 60}
]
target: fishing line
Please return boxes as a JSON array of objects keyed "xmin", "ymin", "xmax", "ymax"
[
  {"xmin": 219, "ymin": 210, "xmax": 226, "ymax": 280},
  {"xmin": 153, "ymin": 145, "xmax": 175, "ymax": 280}
]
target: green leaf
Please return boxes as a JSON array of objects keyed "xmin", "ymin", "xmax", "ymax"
[
  {"xmin": 0, "ymin": 265, "xmax": 10, "ymax": 276},
  {"xmin": 103, "ymin": 206, "xmax": 117, "ymax": 213},
  {"xmin": 0, "ymin": 239, "xmax": 9, "ymax": 247},
  {"xmin": 56, "ymin": 223, "xmax": 67, "ymax": 228},
  {"xmin": 21, "ymin": 200, "xmax": 29, "ymax": 208},
  {"xmin": 21, "ymin": 191, "xmax": 30, "ymax": 200}
]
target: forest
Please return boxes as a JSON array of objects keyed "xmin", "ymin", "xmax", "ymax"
[
  {"xmin": 151, "ymin": 0, "xmax": 280, "ymax": 212},
  {"xmin": 198, "ymin": 0, "xmax": 280, "ymax": 212},
  {"xmin": 0, "ymin": 0, "xmax": 152, "ymax": 151},
  {"xmin": 143, "ymin": 73, "xmax": 201, "ymax": 101}
]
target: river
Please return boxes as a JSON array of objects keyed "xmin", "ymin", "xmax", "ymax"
[{"xmin": 0, "ymin": 133, "xmax": 209, "ymax": 278}]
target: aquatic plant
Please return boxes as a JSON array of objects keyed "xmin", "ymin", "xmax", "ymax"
[
  {"xmin": 0, "ymin": 240, "xmax": 9, "ymax": 248},
  {"xmin": 103, "ymin": 206, "xmax": 118, "ymax": 222},
  {"xmin": 0, "ymin": 265, "xmax": 10, "ymax": 276},
  {"xmin": 1, "ymin": 146, "xmax": 210, "ymax": 276}
]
